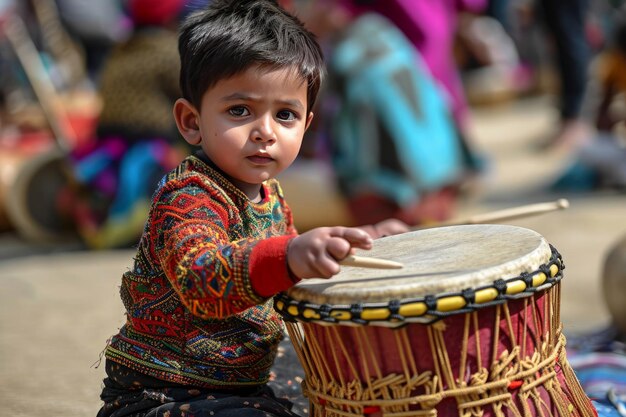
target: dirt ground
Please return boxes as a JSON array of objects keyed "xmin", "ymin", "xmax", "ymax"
[{"xmin": 1, "ymin": 96, "xmax": 624, "ymax": 416}]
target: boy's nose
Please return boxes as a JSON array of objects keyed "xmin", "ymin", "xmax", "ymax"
[{"xmin": 251, "ymin": 114, "xmax": 277, "ymax": 143}]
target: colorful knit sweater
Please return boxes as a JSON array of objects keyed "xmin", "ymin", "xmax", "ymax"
[{"xmin": 104, "ymin": 154, "xmax": 299, "ymax": 388}]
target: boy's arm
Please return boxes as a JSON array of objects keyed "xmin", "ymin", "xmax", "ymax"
[{"xmin": 150, "ymin": 178, "xmax": 297, "ymax": 319}]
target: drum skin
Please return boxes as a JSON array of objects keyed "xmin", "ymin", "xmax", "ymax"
[
  {"xmin": 284, "ymin": 225, "xmax": 551, "ymax": 306},
  {"xmin": 276, "ymin": 225, "xmax": 597, "ymax": 417}
]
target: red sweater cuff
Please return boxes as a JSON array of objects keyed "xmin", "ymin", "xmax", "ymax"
[{"xmin": 249, "ymin": 235, "xmax": 299, "ymax": 298}]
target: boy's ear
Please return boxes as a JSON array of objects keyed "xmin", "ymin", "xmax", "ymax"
[
  {"xmin": 304, "ymin": 111, "xmax": 314, "ymax": 132},
  {"xmin": 173, "ymin": 98, "xmax": 201, "ymax": 145}
]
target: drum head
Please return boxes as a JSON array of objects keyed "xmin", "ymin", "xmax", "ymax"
[{"xmin": 277, "ymin": 225, "xmax": 561, "ymax": 325}]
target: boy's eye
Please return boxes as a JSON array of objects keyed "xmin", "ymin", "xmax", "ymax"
[
  {"xmin": 277, "ymin": 110, "xmax": 297, "ymax": 121},
  {"xmin": 228, "ymin": 106, "xmax": 249, "ymax": 117}
]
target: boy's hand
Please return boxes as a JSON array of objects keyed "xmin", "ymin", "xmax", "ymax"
[
  {"xmin": 287, "ymin": 227, "xmax": 373, "ymax": 279},
  {"xmin": 359, "ymin": 219, "xmax": 410, "ymax": 239}
]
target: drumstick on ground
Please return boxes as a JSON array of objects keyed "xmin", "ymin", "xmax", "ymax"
[
  {"xmin": 340, "ymin": 255, "xmax": 404, "ymax": 269},
  {"xmin": 416, "ymin": 198, "xmax": 570, "ymax": 229}
]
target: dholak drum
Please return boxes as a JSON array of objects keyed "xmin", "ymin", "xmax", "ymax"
[
  {"xmin": 4, "ymin": 148, "xmax": 77, "ymax": 242},
  {"xmin": 274, "ymin": 225, "xmax": 596, "ymax": 417}
]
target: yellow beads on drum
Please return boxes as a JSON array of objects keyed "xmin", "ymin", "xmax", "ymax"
[
  {"xmin": 550, "ymin": 263, "xmax": 559, "ymax": 277},
  {"xmin": 475, "ymin": 288, "xmax": 499, "ymax": 304},
  {"xmin": 436, "ymin": 296, "xmax": 466, "ymax": 312},
  {"xmin": 360, "ymin": 308, "xmax": 390, "ymax": 321},
  {"xmin": 273, "ymin": 229, "xmax": 564, "ymax": 326},
  {"xmin": 302, "ymin": 309, "xmax": 320, "ymax": 320},
  {"xmin": 398, "ymin": 302, "xmax": 427, "ymax": 318},
  {"xmin": 506, "ymin": 280, "xmax": 527, "ymax": 295},
  {"xmin": 330, "ymin": 310, "xmax": 351, "ymax": 321},
  {"xmin": 532, "ymin": 272, "xmax": 547, "ymax": 287}
]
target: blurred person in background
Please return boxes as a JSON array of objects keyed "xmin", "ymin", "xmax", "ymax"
[
  {"xmin": 539, "ymin": 0, "xmax": 592, "ymax": 150},
  {"xmin": 478, "ymin": 0, "xmax": 592, "ymax": 150},
  {"xmin": 347, "ymin": 0, "xmax": 487, "ymax": 170},
  {"xmin": 288, "ymin": 0, "xmax": 473, "ymax": 227},
  {"xmin": 549, "ymin": 7, "xmax": 626, "ymax": 408},
  {"xmin": 54, "ymin": 0, "xmax": 132, "ymax": 81},
  {"xmin": 582, "ymin": 5, "xmax": 626, "ymax": 136},
  {"xmin": 64, "ymin": 0, "xmax": 190, "ymax": 249},
  {"xmin": 551, "ymin": 5, "xmax": 626, "ymax": 192}
]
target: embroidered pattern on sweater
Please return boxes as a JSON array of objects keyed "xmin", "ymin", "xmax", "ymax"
[{"xmin": 105, "ymin": 155, "xmax": 296, "ymax": 387}]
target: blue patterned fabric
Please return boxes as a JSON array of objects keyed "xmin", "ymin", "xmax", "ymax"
[{"xmin": 592, "ymin": 391, "xmax": 626, "ymax": 417}]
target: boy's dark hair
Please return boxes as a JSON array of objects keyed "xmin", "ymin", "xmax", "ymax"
[{"xmin": 178, "ymin": 0, "xmax": 325, "ymax": 113}]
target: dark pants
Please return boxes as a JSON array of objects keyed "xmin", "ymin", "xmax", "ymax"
[
  {"xmin": 540, "ymin": 0, "xmax": 590, "ymax": 120},
  {"xmin": 96, "ymin": 360, "xmax": 300, "ymax": 417}
]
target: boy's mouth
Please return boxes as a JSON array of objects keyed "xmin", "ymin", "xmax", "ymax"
[{"xmin": 247, "ymin": 154, "xmax": 274, "ymax": 165}]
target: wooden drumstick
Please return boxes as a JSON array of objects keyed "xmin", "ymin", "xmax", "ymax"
[
  {"xmin": 461, "ymin": 198, "xmax": 570, "ymax": 224},
  {"xmin": 340, "ymin": 255, "xmax": 404, "ymax": 269},
  {"xmin": 418, "ymin": 198, "xmax": 570, "ymax": 229}
]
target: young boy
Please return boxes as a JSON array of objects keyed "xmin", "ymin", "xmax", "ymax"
[{"xmin": 96, "ymin": 1, "xmax": 407, "ymax": 416}]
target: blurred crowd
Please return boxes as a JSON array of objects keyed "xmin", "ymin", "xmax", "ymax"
[
  {"xmin": 1, "ymin": 0, "xmax": 626, "ymax": 248},
  {"xmin": 0, "ymin": 0, "xmax": 624, "ymax": 406},
  {"xmin": 1, "ymin": 0, "xmax": 625, "ymax": 248}
]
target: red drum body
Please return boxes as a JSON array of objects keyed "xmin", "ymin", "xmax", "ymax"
[{"xmin": 275, "ymin": 225, "xmax": 596, "ymax": 417}]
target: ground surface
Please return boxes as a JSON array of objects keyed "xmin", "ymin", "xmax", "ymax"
[{"xmin": 1, "ymin": 96, "xmax": 624, "ymax": 416}]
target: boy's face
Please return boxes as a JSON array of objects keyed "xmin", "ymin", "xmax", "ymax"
[{"xmin": 178, "ymin": 65, "xmax": 312, "ymax": 198}]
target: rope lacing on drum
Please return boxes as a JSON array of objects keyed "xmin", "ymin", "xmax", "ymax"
[
  {"xmin": 494, "ymin": 279, "xmax": 507, "ymax": 295},
  {"xmin": 293, "ymin": 332, "xmax": 594, "ymax": 417},
  {"xmin": 520, "ymin": 272, "xmax": 533, "ymax": 288},
  {"xmin": 461, "ymin": 288, "xmax": 476, "ymax": 304},
  {"xmin": 349, "ymin": 304, "xmax": 367, "ymax": 325},
  {"xmin": 388, "ymin": 299, "xmax": 402, "ymax": 321},
  {"xmin": 318, "ymin": 304, "xmax": 333, "ymax": 323},
  {"xmin": 424, "ymin": 295, "xmax": 438, "ymax": 311}
]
